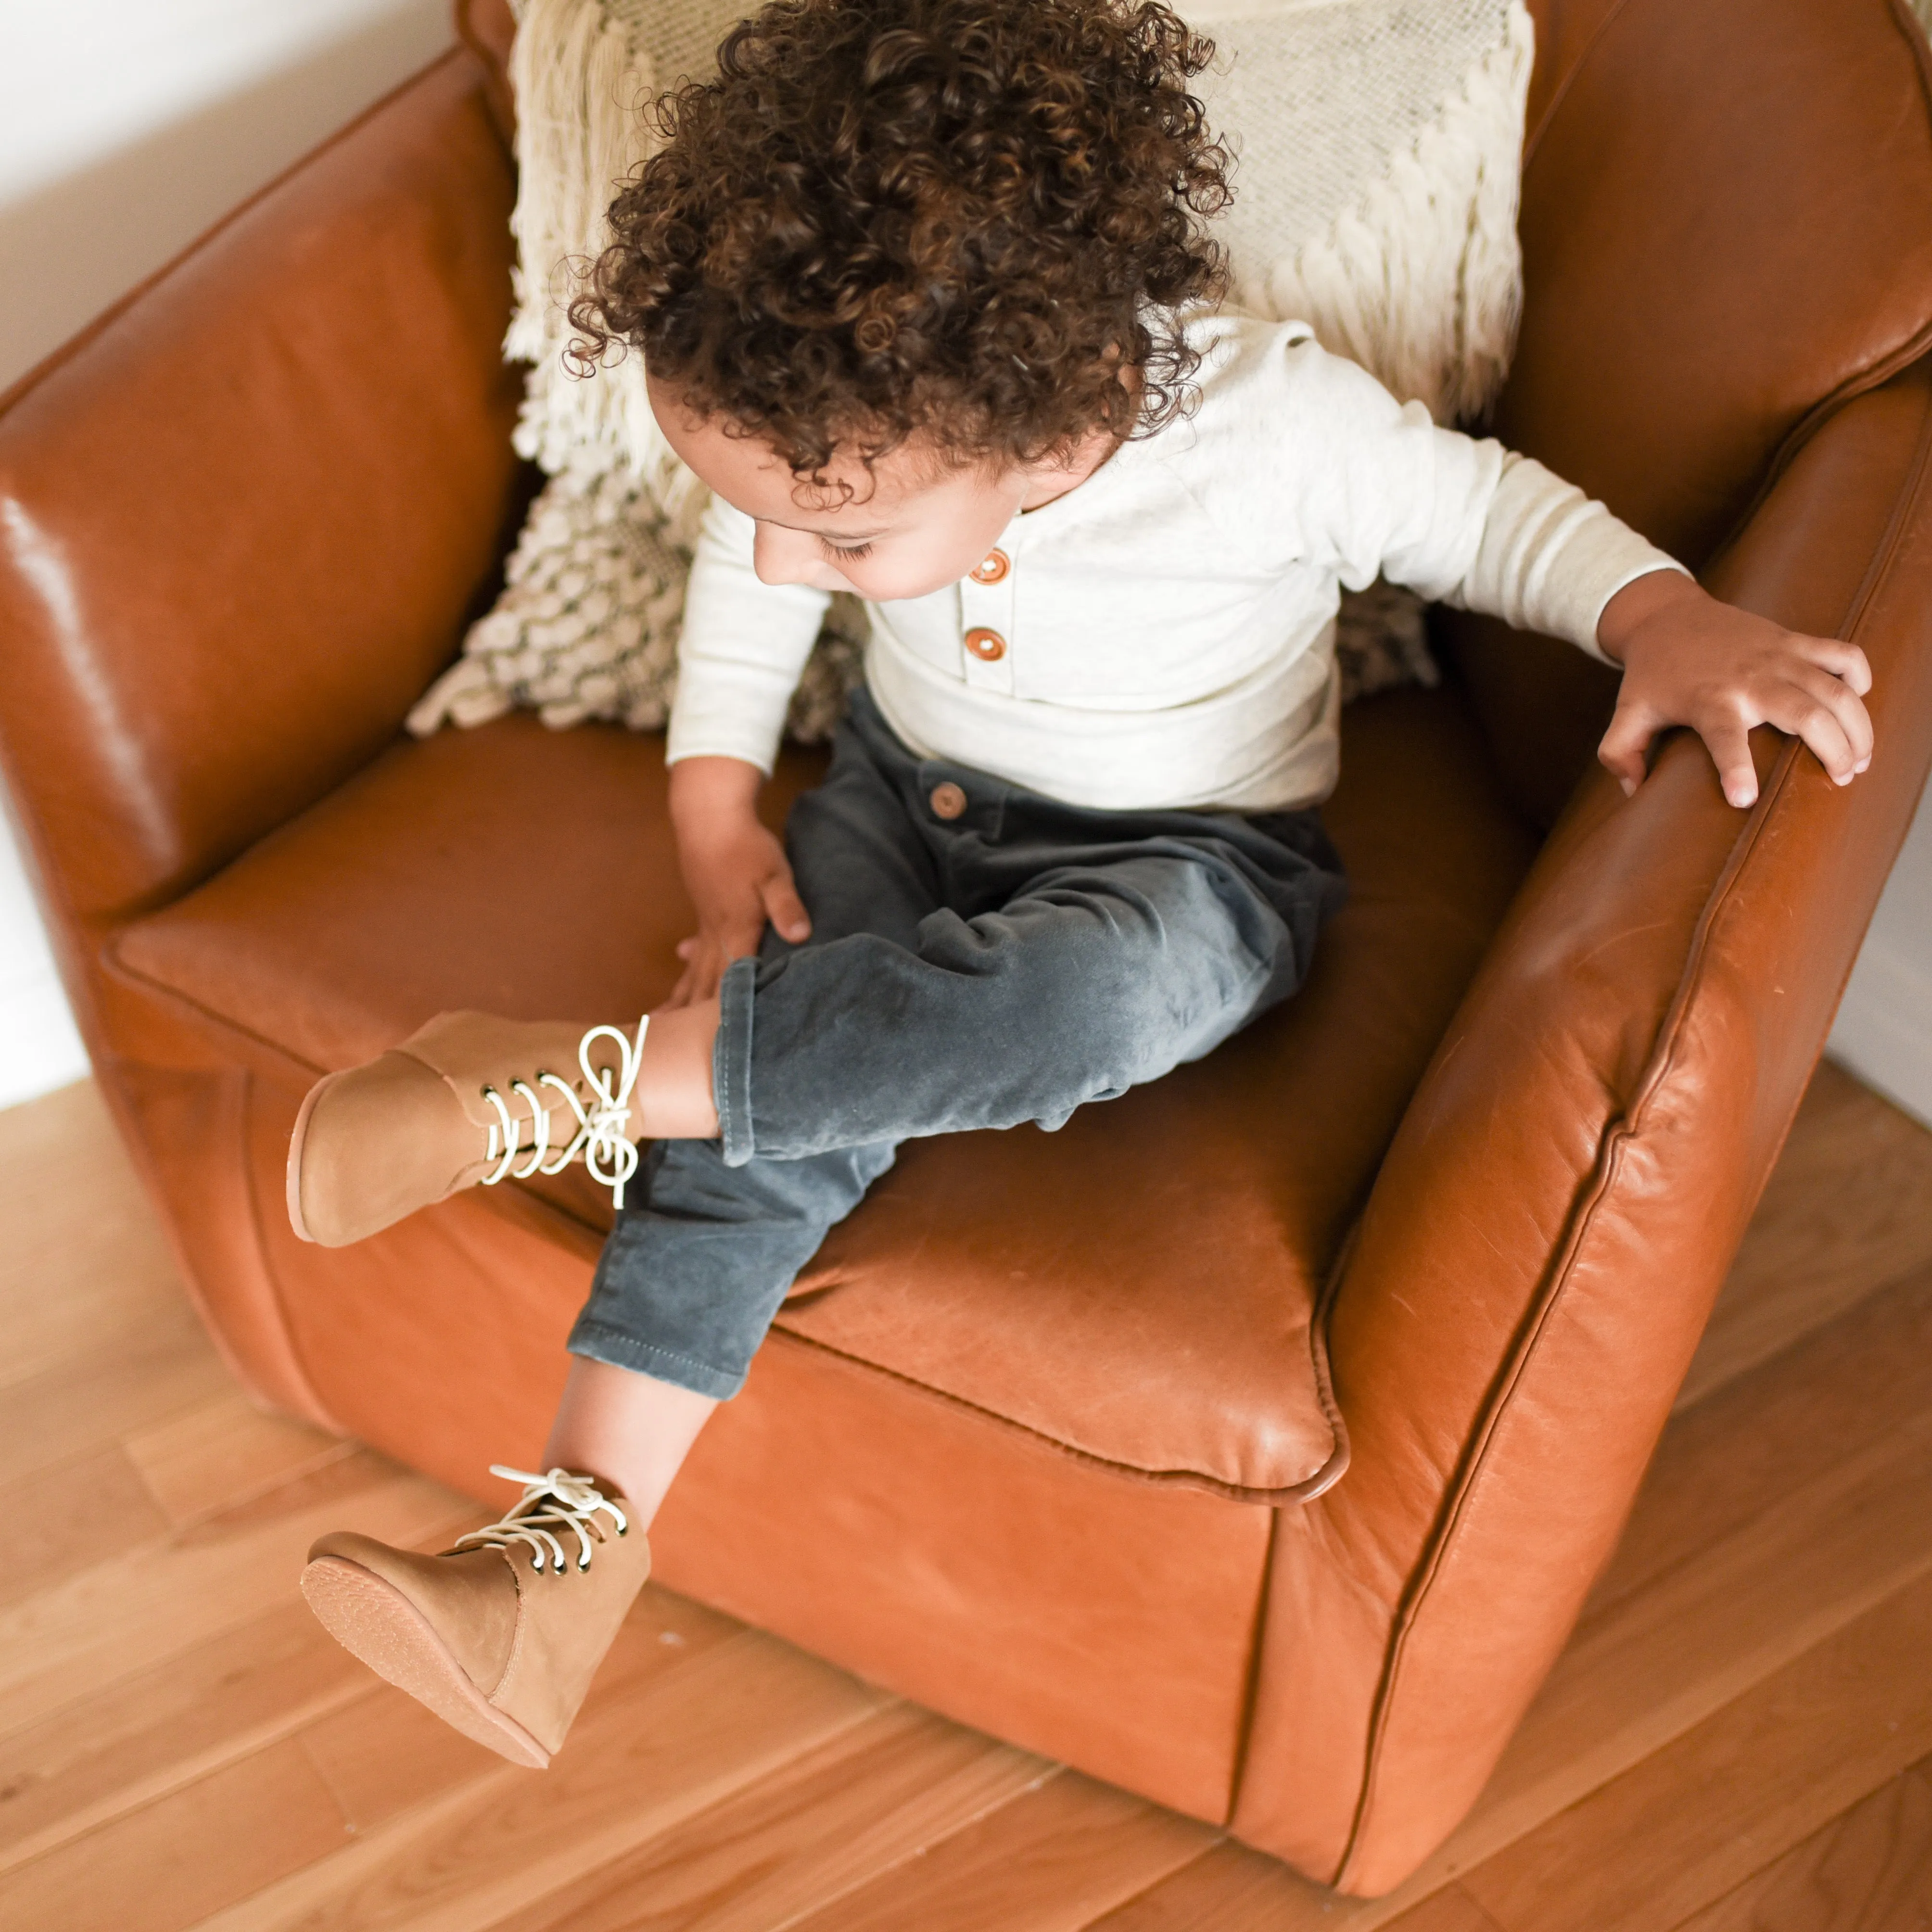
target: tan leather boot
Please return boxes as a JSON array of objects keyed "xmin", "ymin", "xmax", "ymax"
[
  {"xmin": 300, "ymin": 1467, "xmax": 650, "ymax": 1768},
  {"xmin": 286, "ymin": 1011, "xmax": 648, "ymax": 1246}
]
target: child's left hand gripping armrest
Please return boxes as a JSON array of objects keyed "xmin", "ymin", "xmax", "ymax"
[{"xmin": 1594, "ymin": 568, "xmax": 1876, "ymax": 811}]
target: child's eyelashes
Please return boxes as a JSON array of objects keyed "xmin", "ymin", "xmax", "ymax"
[{"xmin": 818, "ymin": 538, "xmax": 874, "ymax": 562}]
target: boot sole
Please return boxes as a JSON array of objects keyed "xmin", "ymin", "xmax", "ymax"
[
  {"xmin": 300, "ymin": 1553, "xmax": 551, "ymax": 1769},
  {"xmin": 284, "ymin": 1070, "xmax": 343, "ymax": 1245}
]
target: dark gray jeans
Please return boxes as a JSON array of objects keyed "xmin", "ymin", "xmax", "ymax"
[{"xmin": 568, "ymin": 690, "xmax": 1346, "ymax": 1398}]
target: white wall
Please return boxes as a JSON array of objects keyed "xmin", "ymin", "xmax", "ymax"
[
  {"xmin": 1831, "ymin": 790, "xmax": 1932, "ymax": 1129},
  {"xmin": 0, "ymin": 0, "xmax": 455, "ymax": 1110}
]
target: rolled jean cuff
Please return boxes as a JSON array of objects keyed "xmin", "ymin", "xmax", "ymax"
[
  {"xmin": 715, "ymin": 954, "xmax": 759, "ymax": 1167},
  {"xmin": 565, "ymin": 1318, "xmax": 748, "ymax": 1400}
]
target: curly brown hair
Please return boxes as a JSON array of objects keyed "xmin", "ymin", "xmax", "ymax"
[{"xmin": 568, "ymin": 0, "xmax": 1232, "ymax": 481}]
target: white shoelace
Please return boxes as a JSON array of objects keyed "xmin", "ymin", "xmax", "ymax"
[
  {"xmin": 479, "ymin": 1016, "xmax": 649, "ymax": 1208},
  {"xmin": 452, "ymin": 1465, "xmax": 630, "ymax": 1574}
]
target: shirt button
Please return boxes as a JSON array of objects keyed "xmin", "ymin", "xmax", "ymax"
[
  {"xmin": 968, "ymin": 548, "xmax": 1010, "ymax": 585},
  {"xmin": 928, "ymin": 781, "xmax": 968, "ymax": 821},
  {"xmin": 964, "ymin": 626, "xmax": 1006, "ymax": 662}
]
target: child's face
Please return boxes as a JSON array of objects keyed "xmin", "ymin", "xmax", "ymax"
[{"xmin": 648, "ymin": 375, "xmax": 1101, "ymax": 600}]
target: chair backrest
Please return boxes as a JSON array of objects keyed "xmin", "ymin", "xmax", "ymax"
[{"xmin": 1450, "ymin": 0, "xmax": 1932, "ymax": 825}]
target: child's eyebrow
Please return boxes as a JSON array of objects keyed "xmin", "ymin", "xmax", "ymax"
[{"xmin": 764, "ymin": 517, "xmax": 889, "ymax": 539}]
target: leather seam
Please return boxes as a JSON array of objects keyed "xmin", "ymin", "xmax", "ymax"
[
  {"xmin": 1837, "ymin": 362, "xmax": 1932, "ymax": 649},
  {"xmin": 1225, "ymin": 1485, "xmax": 1284, "ymax": 1824},
  {"xmin": 1701, "ymin": 8, "xmax": 1932, "ymax": 561},
  {"xmin": 1330, "ymin": 374, "xmax": 1932, "ymax": 1887},
  {"xmin": 1710, "ymin": 331, "xmax": 1932, "ymax": 573},
  {"xmin": 1520, "ymin": 0, "xmax": 1932, "ymax": 575},
  {"xmin": 765, "ymin": 1324, "xmax": 1338, "ymax": 1506},
  {"xmin": 1334, "ymin": 787, "xmax": 1782, "ymax": 1891},
  {"xmin": 100, "ymin": 944, "xmax": 332, "ymax": 1080},
  {"xmin": 232, "ymin": 1068, "xmax": 351, "ymax": 1436},
  {"xmin": 109, "ymin": 1058, "xmax": 345, "ymax": 1436},
  {"xmin": 1520, "ymin": 0, "xmax": 1637, "ymax": 171}
]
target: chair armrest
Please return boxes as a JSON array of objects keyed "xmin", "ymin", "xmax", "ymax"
[
  {"xmin": 0, "ymin": 50, "xmax": 520, "ymax": 944},
  {"xmin": 1233, "ymin": 352, "xmax": 1932, "ymax": 1889}
]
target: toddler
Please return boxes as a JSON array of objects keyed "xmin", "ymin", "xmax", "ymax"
[{"xmin": 290, "ymin": 0, "xmax": 1873, "ymax": 1768}]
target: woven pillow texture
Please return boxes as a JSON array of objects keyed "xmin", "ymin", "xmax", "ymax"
[{"xmin": 409, "ymin": 0, "xmax": 1533, "ymax": 742}]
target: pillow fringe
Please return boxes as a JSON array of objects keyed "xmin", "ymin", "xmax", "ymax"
[{"xmin": 1243, "ymin": 1, "xmax": 1531, "ymax": 421}]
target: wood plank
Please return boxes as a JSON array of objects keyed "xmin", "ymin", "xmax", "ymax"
[
  {"xmin": 1378, "ymin": 1890, "xmax": 1510, "ymax": 1932},
  {"xmin": 1672, "ymin": 1760, "xmax": 1932, "ymax": 1932},
  {"xmin": 1459, "ymin": 1566, "xmax": 1932, "ymax": 1932},
  {"xmin": 1081, "ymin": 1843, "xmax": 1510, "ymax": 1932},
  {"xmin": 497, "ymin": 1702, "xmax": 1048, "ymax": 1932},
  {"xmin": 0, "ymin": 1298, "xmax": 227, "ymax": 1488},
  {"xmin": 0, "ymin": 1052, "xmax": 1920, "ymax": 1929},
  {"xmin": 124, "ymin": 1390, "xmax": 352, "ymax": 1526},
  {"xmin": 0, "ymin": 1082, "xmax": 190, "ymax": 1392},
  {"xmin": 1082, "ymin": 1840, "xmax": 1340, "ymax": 1930},
  {"xmin": 1587, "ymin": 1255, "xmax": 1932, "ymax": 1625},
  {"xmin": 1418, "ymin": 1417, "xmax": 1932, "ymax": 1883},
  {"xmin": 189, "ymin": 1629, "xmax": 889, "ymax": 1932},
  {"xmin": 0, "ymin": 1737, "xmax": 350, "ymax": 1932},
  {"xmin": 1681, "ymin": 1062, "xmax": 1932, "ymax": 1408},
  {"xmin": 0, "ymin": 1449, "xmax": 470, "ymax": 1738},
  {"xmin": 0, "ymin": 1600, "xmax": 367, "ymax": 1875},
  {"xmin": 1202, "ymin": 1416, "xmax": 1932, "ymax": 1932},
  {"xmin": 0, "ymin": 1442, "xmax": 168, "ymax": 1612},
  {"xmin": 778, "ymin": 1767, "xmax": 1216, "ymax": 1932},
  {"xmin": 301, "ymin": 1584, "xmax": 739, "ymax": 1834}
]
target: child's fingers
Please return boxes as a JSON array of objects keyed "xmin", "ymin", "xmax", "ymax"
[
  {"xmin": 1785, "ymin": 662, "xmax": 1874, "ymax": 770},
  {"xmin": 1802, "ymin": 636, "xmax": 1874, "ymax": 698},
  {"xmin": 1758, "ymin": 678, "xmax": 1860, "ymax": 785},
  {"xmin": 1695, "ymin": 715, "xmax": 1758, "ymax": 809},
  {"xmin": 761, "ymin": 872, "xmax": 813, "ymax": 944},
  {"xmin": 1597, "ymin": 700, "xmax": 1658, "ymax": 797}
]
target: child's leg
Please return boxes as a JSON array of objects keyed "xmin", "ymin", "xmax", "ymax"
[
  {"xmin": 543, "ymin": 1357, "xmax": 715, "ymax": 1529},
  {"xmin": 296, "ymin": 713, "xmax": 937, "ymax": 1764}
]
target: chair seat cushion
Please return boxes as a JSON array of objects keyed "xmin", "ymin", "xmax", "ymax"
[{"xmin": 110, "ymin": 686, "xmax": 1534, "ymax": 1500}]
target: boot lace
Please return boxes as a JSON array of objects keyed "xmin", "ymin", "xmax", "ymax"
[
  {"xmin": 479, "ymin": 1017, "xmax": 648, "ymax": 1208},
  {"xmin": 452, "ymin": 1465, "xmax": 630, "ymax": 1574}
]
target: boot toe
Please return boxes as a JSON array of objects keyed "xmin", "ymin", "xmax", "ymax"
[{"xmin": 288, "ymin": 1053, "xmax": 484, "ymax": 1247}]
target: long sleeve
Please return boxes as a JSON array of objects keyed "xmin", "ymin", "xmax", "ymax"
[
  {"xmin": 1289, "ymin": 342, "xmax": 1688, "ymax": 664},
  {"xmin": 666, "ymin": 496, "xmax": 832, "ymax": 771},
  {"xmin": 1448, "ymin": 453, "xmax": 1690, "ymax": 663}
]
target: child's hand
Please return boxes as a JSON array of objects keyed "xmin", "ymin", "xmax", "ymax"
[
  {"xmin": 1595, "ymin": 570, "xmax": 1874, "ymax": 811},
  {"xmin": 666, "ymin": 757, "xmax": 812, "ymax": 1005}
]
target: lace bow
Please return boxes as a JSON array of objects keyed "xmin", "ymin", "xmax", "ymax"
[
  {"xmin": 452, "ymin": 1465, "xmax": 630, "ymax": 1574},
  {"xmin": 480, "ymin": 1017, "xmax": 649, "ymax": 1208}
]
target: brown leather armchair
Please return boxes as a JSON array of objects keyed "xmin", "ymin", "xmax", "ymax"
[{"xmin": 1, "ymin": 0, "xmax": 1928, "ymax": 1895}]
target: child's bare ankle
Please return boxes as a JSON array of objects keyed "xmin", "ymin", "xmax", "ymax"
[{"xmin": 630, "ymin": 1000, "xmax": 723, "ymax": 1141}]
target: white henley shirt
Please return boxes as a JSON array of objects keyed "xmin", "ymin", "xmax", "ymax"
[{"xmin": 666, "ymin": 311, "xmax": 1686, "ymax": 813}]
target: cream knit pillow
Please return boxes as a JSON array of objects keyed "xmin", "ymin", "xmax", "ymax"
[{"xmin": 410, "ymin": 0, "xmax": 1532, "ymax": 738}]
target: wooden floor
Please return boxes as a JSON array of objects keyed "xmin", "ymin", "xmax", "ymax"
[{"xmin": 3, "ymin": 1067, "xmax": 1932, "ymax": 1931}]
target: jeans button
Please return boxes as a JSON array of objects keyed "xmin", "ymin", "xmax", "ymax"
[{"xmin": 928, "ymin": 781, "xmax": 968, "ymax": 821}]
